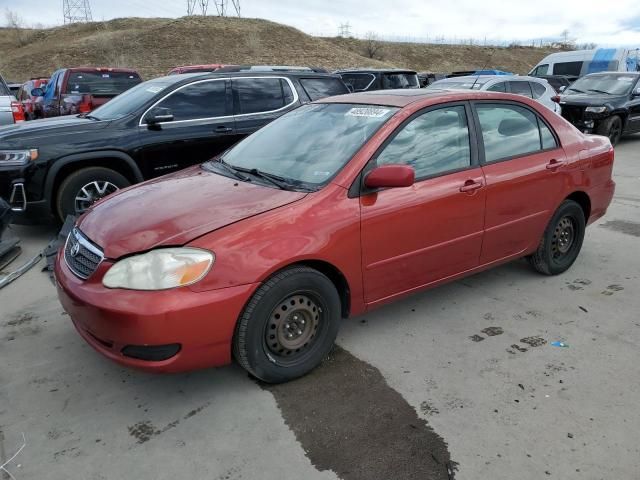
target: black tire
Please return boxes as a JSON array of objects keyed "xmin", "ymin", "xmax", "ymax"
[
  {"xmin": 56, "ymin": 166, "xmax": 130, "ymax": 221},
  {"xmin": 233, "ymin": 266, "xmax": 341, "ymax": 383},
  {"xmin": 527, "ymin": 200, "xmax": 586, "ymax": 275},
  {"xmin": 596, "ymin": 115, "xmax": 623, "ymax": 146}
]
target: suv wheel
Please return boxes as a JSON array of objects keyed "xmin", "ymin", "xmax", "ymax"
[
  {"xmin": 596, "ymin": 115, "xmax": 623, "ymax": 146},
  {"xmin": 56, "ymin": 167, "xmax": 130, "ymax": 221}
]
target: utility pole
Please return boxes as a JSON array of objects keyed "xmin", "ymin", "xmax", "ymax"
[
  {"xmin": 62, "ymin": 0, "xmax": 93, "ymax": 24},
  {"xmin": 338, "ymin": 22, "xmax": 351, "ymax": 37}
]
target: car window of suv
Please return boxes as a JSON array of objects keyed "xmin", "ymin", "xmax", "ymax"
[
  {"xmin": 153, "ymin": 80, "xmax": 227, "ymax": 121},
  {"xmin": 532, "ymin": 64, "xmax": 549, "ymax": 76},
  {"xmin": 487, "ymin": 82, "xmax": 506, "ymax": 92},
  {"xmin": 234, "ymin": 78, "xmax": 293, "ymax": 115},
  {"xmin": 508, "ymin": 81, "xmax": 533, "ymax": 98},
  {"xmin": 376, "ymin": 105, "xmax": 471, "ymax": 179},
  {"xmin": 300, "ymin": 78, "xmax": 348, "ymax": 101},
  {"xmin": 476, "ymin": 103, "xmax": 555, "ymax": 162},
  {"xmin": 530, "ymin": 82, "xmax": 547, "ymax": 99},
  {"xmin": 340, "ymin": 73, "xmax": 375, "ymax": 91}
]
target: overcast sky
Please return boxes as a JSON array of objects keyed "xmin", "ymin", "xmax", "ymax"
[{"xmin": 2, "ymin": 0, "xmax": 639, "ymax": 46}]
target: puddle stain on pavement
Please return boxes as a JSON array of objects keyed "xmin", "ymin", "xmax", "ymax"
[
  {"xmin": 600, "ymin": 219, "xmax": 640, "ymax": 237},
  {"xmin": 263, "ymin": 346, "xmax": 457, "ymax": 480}
]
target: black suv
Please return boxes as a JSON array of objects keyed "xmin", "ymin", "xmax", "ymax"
[
  {"xmin": 335, "ymin": 69, "xmax": 419, "ymax": 92},
  {"xmin": 558, "ymin": 72, "xmax": 640, "ymax": 145},
  {"xmin": 0, "ymin": 71, "xmax": 349, "ymax": 223}
]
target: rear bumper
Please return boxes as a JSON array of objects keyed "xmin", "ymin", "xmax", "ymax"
[
  {"xmin": 587, "ymin": 179, "xmax": 615, "ymax": 225},
  {"xmin": 55, "ymin": 251, "xmax": 259, "ymax": 373}
]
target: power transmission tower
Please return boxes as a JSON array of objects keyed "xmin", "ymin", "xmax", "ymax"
[
  {"xmin": 62, "ymin": 0, "xmax": 93, "ymax": 24},
  {"xmin": 214, "ymin": 0, "xmax": 241, "ymax": 17},
  {"xmin": 338, "ymin": 22, "xmax": 351, "ymax": 37},
  {"xmin": 187, "ymin": 0, "xmax": 210, "ymax": 15}
]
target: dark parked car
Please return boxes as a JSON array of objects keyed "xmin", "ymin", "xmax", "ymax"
[
  {"xmin": 557, "ymin": 72, "xmax": 640, "ymax": 145},
  {"xmin": 31, "ymin": 67, "xmax": 142, "ymax": 118},
  {"xmin": 167, "ymin": 64, "xmax": 229, "ymax": 75},
  {"xmin": 54, "ymin": 89, "xmax": 614, "ymax": 382},
  {"xmin": 335, "ymin": 69, "xmax": 419, "ymax": 92},
  {"xmin": 16, "ymin": 78, "xmax": 49, "ymax": 120},
  {"xmin": 0, "ymin": 71, "xmax": 350, "ymax": 223}
]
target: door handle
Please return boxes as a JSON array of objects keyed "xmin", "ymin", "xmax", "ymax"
[
  {"xmin": 459, "ymin": 180, "xmax": 484, "ymax": 193},
  {"xmin": 215, "ymin": 126, "xmax": 233, "ymax": 133},
  {"xmin": 545, "ymin": 159, "xmax": 566, "ymax": 170}
]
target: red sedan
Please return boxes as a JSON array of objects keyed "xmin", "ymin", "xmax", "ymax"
[{"xmin": 55, "ymin": 89, "xmax": 615, "ymax": 383}]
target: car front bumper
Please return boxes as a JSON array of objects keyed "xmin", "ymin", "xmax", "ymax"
[{"xmin": 54, "ymin": 249, "xmax": 259, "ymax": 373}]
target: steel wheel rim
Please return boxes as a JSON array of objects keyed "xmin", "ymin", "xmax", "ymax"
[
  {"xmin": 610, "ymin": 120, "xmax": 621, "ymax": 143},
  {"xmin": 265, "ymin": 293, "xmax": 322, "ymax": 359},
  {"xmin": 551, "ymin": 216, "xmax": 576, "ymax": 259},
  {"xmin": 74, "ymin": 181, "xmax": 119, "ymax": 214}
]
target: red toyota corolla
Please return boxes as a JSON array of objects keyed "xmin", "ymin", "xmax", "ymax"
[{"xmin": 55, "ymin": 89, "xmax": 615, "ymax": 383}]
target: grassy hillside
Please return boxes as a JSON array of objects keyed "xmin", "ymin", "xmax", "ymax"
[{"xmin": 0, "ymin": 16, "xmax": 558, "ymax": 82}]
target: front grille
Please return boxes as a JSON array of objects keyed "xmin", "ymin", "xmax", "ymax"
[
  {"xmin": 561, "ymin": 105, "xmax": 585, "ymax": 125},
  {"xmin": 64, "ymin": 228, "xmax": 104, "ymax": 279}
]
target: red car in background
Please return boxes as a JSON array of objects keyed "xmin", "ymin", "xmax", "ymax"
[
  {"xmin": 30, "ymin": 67, "xmax": 142, "ymax": 118},
  {"xmin": 55, "ymin": 89, "xmax": 615, "ymax": 383},
  {"xmin": 16, "ymin": 78, "xmax": 48, "ymax": 120},
  {"xmin": 167, "ymin": 64, "xmax": 229, "ymax": 75}
]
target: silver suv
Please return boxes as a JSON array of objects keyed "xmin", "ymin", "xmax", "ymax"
[
  {"xmin": 428, "ymin": 75, "xmax": 561, "ymax": 114},
  {"xmin": 0, "ymin": 74, "xmax": 18, "ymax": 126}
]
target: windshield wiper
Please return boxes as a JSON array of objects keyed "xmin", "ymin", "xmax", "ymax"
[
  {"xmin": 79, "ymin": 113, "xmax": 101, "ymax": 121},
  {"xmin": 207, "ymin": 159, "xmax": 250, "ymax": 181},
  {"xmin": 567, "ymin": 87, "xmax": 585, "ymax": 93},
  {"xmin": 233, "ymin": 167, "xmax": 292, "ymax": 190},
  {"xmin": 588, "ymin": 89, "xmax": 612, "ymax": 95}
]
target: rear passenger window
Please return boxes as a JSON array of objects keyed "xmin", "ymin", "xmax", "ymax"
[
  {"xmin": 340, "ymin": 73, "xmax": 375, "ymax": 92},
  {"xmin": 154, "ymin": 80, "xmax": 227, "ymax": 121},
  {"xmin": 476, "ymin": 104, "xmax": 556, "ymax": 162},
  {"xmin": 376, "ymin": 105, "xmax": 471, "ymax": 179},
  {"xmin": 234, "ymin": 78, "xmax": 293, "ymax": 114},
  {"xmin": 530, "ymin": 82, "xmax": 547, "ymax": 99},
  {"xmin": 300, "ymin": 78, "xmax": 348, "ymax": 101},
  {"xmin": 487, "ymin": 82, "xmax": 506, "ymax": 92},
  {"xmin": 508, "ymin": 82, "xmax": 533, "ymax": 98}
]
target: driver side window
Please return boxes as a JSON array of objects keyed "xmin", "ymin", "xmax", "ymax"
[{"xmin": 376, "ymin": 105, "xmax": 472, "ymax": 179}]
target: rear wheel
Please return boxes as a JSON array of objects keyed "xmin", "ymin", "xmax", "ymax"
[
  {"xmin": 233, "ymin": 266, "xmax": 341, "ymax": 383},
  {"xmin": 527, "ymin": 200, "xmax": 586, "ymax": 275},
  {"xmin": 56, "ymin": 167, "xmax": 130, "ymax": 221},
  {"xmin": 596, "ymin": 115, "xmax": 623, "ymax": 146}
]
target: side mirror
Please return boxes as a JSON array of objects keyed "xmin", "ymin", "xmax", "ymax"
[
  {"xmin": 632, "ymin": 87, "xmax": 640, "ymax": 97},
  {"xmin": 364, "ymin": 164, "xmax": 415, "ymax": 189},
  {"xmin": 30, "ymin": 88, "xmax": 44, "ymax": 97},
  {"xmin": 558, "ymin": 86, "xmax": 566, "ymax": 93},
  {"xmin": 145, "ymin": 107, "xmax": 174, "ymax": 125}
]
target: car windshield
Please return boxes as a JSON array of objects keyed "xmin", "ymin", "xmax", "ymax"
[
  {"xmin": 565, "ymin": 74, "xmax": 637, "ymax": 96},
  {"xmin": 215, "ymin": 103, "xmax": 398, "ymax": 188},
  {"xmin": 65, "ymin": 71, "xmax": 142, "ymax": 95},
  {"xmin": 428, "ymin": 79, "xmax": 487, "ymax": 90},
  {"xmin": 88, "ymin": 80, "xmax": 174, "ymax": 121}
]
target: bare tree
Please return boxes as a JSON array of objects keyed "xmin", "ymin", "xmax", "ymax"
[
  {"xmin": 4, "ymin": 8, "xmax": 27, "ymax": 46},
  {"xmin": 363, "ymin": 31, "xmax": 383, "ymax": 60}
]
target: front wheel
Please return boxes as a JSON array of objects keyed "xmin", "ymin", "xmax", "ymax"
[
  {"xmin": 527, "ymin": 200, "xmax": 586, "ymax": 275},
  {"xmin": 233, "ymin": 266, "xmax": 341, "ymax": 383},
  {"xmin": 56, "ymin": 167, "xmax": 130, "ymax": 221},
  {"xmin": 596, "ymin": 115, "xmax": 623, "ymax": 146}
]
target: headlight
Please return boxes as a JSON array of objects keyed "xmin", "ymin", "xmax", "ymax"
[
  {"xmin": 103, "ymin": 248, "xmax": 214, "ymax": 290},
  {"xmin": 585, "ymin": 106, "xmax": 607, "ymax": 113},
  {"xmin": 0, "ymin": 149, "xmax": 38, "ymax": 166}
]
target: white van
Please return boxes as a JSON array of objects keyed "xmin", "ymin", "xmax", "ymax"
[{"xmin": 529, "ymin": 48, "xmax": 640, "ymax": 78}]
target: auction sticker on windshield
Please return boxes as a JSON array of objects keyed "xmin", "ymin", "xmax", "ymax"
[{"xmin": 346, "ymin": 107, "xmax": 391, "ymax": 118}]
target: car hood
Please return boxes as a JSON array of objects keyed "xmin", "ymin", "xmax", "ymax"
[
  {"xmin": 78, "ymin": 165, "xmax": 309, "ymax": 259},
  {"xmin": 0, "ymin": 115, "xmax": 111, "ymax": 143},
  {"xmin": 559, "ymin": 93, "xmax": 627, "ymax": 107}
]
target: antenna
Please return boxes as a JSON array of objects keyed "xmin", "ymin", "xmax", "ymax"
[
  {"xmin": 63, "ymin": 0, "xmax": 93, "ymax": 24},
  {"xmin": 470, "ymin": 47, "xmax": 496, "ymax": 90}
]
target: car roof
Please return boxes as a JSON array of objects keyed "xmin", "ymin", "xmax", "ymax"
[
  {"xmin": 582, "ymin": 71, "xmax": 640, "ymax": 77},
  {"xmin": 65, "ymin": 67, "xmax": 140, "ymax": 74},
  {"xmin": 335, "ymin": 69, "xmax": 418, "ymax": 74},
  {"xmin": 437, "ymin": 75, "xmax": 545, "ymax": 83},
  {"xmin": 318, "ymin": 88, "xmax": 542, "ymax": 108},
  {"xmin": 157, "ymin": 71, "xmax": 344, "ymax": 85}
]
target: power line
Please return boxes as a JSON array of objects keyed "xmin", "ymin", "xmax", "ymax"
[{"xmin": 62, "ymin": 0, "xmax": 93, "ymax": 24}]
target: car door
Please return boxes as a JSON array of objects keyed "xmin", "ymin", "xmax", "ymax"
[
  {"xmin": 359, "ymin": 103, "xmax": 486, "ymax": 304},
  {"xmin": 137, "ymin": 78, "xmax": 236, "ymax": 178},
  {"xmin": 232, "ymin": 77, "xmax": 298, "ymax": 136},
  {"xmin": 627, "ymin": 78, "xmax": 640, "ymax": 133},
  {"xmin": 42, "ymin": 70, "xmax": 62, "ymax": 118},
  {"xmin": 472, "ymin": 101, "xmax": 567, "ymax": 264}
]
